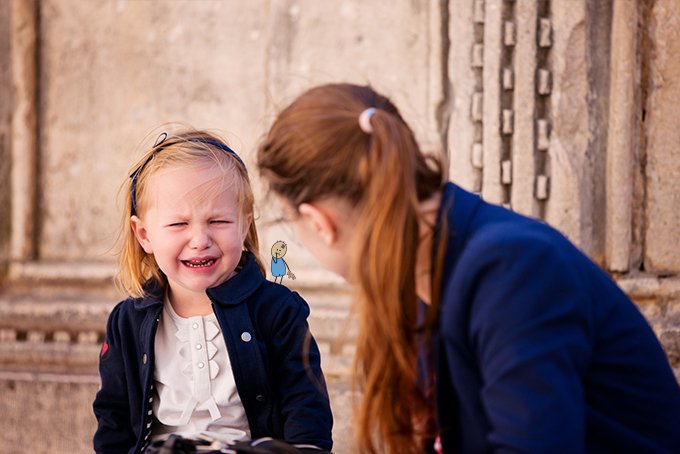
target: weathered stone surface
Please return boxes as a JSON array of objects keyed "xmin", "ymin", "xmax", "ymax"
[
  {"xmin": 33, "ymin": 0, "xmax": 446, "ymax": 282},
  {"xmin": 38, "ymin": 0, "xmax": 269, "ymax": 260},
  {"xmin": 0, "ymin": 287, "xmax": 354, "ymax": 373},
  {"xmin": 0, "ymin": 1, "xmax": 11, "ymax": 262},
  {"xmin": 544, "ymin": 0, "xmax": 598, "ymax": 256},
  {"xmin": 619, "ymin": 275, "xmax": 680, "ymax": 381},
  {"xmin": 9, "ymin": 0, "xmax": 38, "ymax": 262},
  {"xmin": 644, "ymin": 0, "xmax": 680, "ymax": 273},
  {"xmin": 0, "ymin": 373, "xmax": 355, "ymax": 454},
  {"xmin": 0, "ymin": 373, "xmax": 100, "ymax": 454},
  {"xmin": 327, "ymin": 380, "xmax": 358, "ymax": 454},
  {"xmin": 448, "ymin": 1, "xmax": 479, "ymax": 190},
  {"xmin": 265, "ymin": 0, "xmax": 443, "ymax": 153},
  {"xmin": 510, "ymin": 1, "xmax": 540, "ymax": 217},
  {"xmin": 604, "ymin": 0, "xmax": 635, "ymax": 272},
  {"xmin": 0, "ymin": 299, "xmax": 112, "ymax": 333},
  {"xmin": 480, "ymin": 0, "xmax": 504, "ymax": 204},
  {"xmin": 447, "ymin": 0, "xmax": 613, "ymax": 261}
]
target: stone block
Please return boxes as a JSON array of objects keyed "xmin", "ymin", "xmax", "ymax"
[
  {"xmin": 509, "ymin": 0, "xmax": 540, "ymax": 217},
  {"xmin": 543, "ymin": 0, "xmax": 592, "ymax": 251},
  {"xmin": 620, "ymin": 275, "xmax": 680, "ymax": 379},
  {"xmin": 0, "ymin": 373, "xmax": 100, "ymax": 454},
  {"xmin": 0, "ymin": 1, "xmax": 10, "ymax": 261},
  {"xmin": 643, "ymin": 0, "xmax": 680, "ymax": 273}
]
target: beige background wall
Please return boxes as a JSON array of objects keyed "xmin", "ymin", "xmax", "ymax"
[{"xmin": 1, "ymin": 1, "xmax": 679, "ymax": 453}]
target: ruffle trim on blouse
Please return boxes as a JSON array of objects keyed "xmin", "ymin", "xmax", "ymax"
[
  {"xmin": 176, "ymin": 319, "xmax": 221, "ymax": 380},
  {"xmin": 163, "ymin": 315, "xmax": 223, "ymax": 424}
]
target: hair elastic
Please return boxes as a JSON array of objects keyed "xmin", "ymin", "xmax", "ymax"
[
  {"xmin": 358, "ymin": 107, "xmax": 376, "ymax": 134},
  {"xmin": 129, "ymin": 132, "xmax": 245, "ymax": 215}
]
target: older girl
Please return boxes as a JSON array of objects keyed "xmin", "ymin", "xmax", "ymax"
[{"xmin": 257, "ymin": 83, "xmax": 680, "ymax": 453}]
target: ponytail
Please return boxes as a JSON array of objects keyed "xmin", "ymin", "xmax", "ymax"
[{"xmin": 351, "ymin": 109, "xmax": 433, "ymax": 453}]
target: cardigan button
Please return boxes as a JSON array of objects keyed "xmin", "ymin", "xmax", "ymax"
[
  {"xmin": 142, "ymin": 353, "xmax": 147, "ymax": 365},
  {"xmin": 255, "ymin": 394, "xmax": 265, "ymax": 402},
  {"xmin": 241, "ymin": 332, "xmax": 252, "ymax": 342}
]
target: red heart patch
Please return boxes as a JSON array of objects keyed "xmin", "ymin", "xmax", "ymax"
[{"xmin": 101, "ymin": 342, "xmax": 109, "ymax": 357}]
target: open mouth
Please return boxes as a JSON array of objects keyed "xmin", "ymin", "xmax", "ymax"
[{"xmin": 182, "ymin": 258, "xmax": 216, "ymax": 268}]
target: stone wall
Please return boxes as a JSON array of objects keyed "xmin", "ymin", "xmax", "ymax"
[
  {"xmin": 0, "ymin": 0, "xmax": 13, "ymax": 263},
  {"xmin": 1, "ymin": 1, "xmax": 679, "ymax": 453}
]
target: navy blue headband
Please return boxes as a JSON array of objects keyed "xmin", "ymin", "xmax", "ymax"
[{"xmin": 129, "ymin": 132, "xmax": 245, "ymax": 215}]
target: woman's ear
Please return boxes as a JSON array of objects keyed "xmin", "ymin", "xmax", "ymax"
[
  {"xmin": 130, "ymin": 215, "xmax": 154, "ymax": 254},
  {"xmin": 298, "ymin": 202, "xmax": 337, "ymax": 246}
]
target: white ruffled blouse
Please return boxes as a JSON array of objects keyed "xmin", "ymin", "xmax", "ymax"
[{"xmin": 150, "ymin": 299, "xmax": 250, "ymax": 444}]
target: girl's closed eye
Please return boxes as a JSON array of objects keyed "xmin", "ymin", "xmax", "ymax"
[
  {"xmin": 166, "ymin": 221, "xmax": 188, "ymax": 228},
  {"xmin": 209, "ymin": 219, "xmax": 233, "ymax": 225}
]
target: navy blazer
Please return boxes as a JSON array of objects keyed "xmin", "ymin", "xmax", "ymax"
[
  {"xmin": 93, "ymin": 252, "xmax": 333, "ymax": 453},
  {"xmin": 435, "ymin": 183, "xmax": 680, "ymax": 453}
]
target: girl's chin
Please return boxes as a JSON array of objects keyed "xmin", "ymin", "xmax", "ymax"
[{"xmin": 197, "ymin": 272, "xmax": 238, "ymax": 290}]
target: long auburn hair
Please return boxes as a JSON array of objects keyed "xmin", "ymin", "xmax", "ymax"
[
  {"xmin": 116, "ymin": 129, "xmax": 264, "ymax": 298},
  {"xmin": 257, "ymin": 83, "xmax": 447, "ymax": 453}
]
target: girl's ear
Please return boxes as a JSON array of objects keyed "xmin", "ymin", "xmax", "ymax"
[
  {"xmin": 130, "ymin": 215, "xmax": 154, "ymax": 254},
  {"xmin": 298, "ymin": 202, "xmax": 336, "ymax": 246}
]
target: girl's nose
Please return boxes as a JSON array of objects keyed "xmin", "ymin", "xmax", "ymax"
[{"xmin": 189, "ymin": 227, "xmax": 212, "ymax": 249}]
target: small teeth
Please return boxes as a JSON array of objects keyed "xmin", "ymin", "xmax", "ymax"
[{"xmin": 184, "ymin": 259, "xmax": 215, "ymax": 268}]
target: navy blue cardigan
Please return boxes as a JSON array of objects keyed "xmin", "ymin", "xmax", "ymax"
[
  {"xmin": 93, "ymin": 252, "xmax": 333, "ymax": 453},
  {"xmin": 434, "ymin": 183, "xmax": 680, "ymax": 452}
]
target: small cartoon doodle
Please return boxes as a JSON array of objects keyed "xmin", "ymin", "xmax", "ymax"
[{"xmin": 270, "ymin": 240, "xmax": 296, "ymax": 284}]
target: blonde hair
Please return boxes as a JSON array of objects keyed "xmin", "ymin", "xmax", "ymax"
[
  {"xmin": 258, "ymin": 84, "xmax": 446, "ymax": 453},
  {"xmin": 117, "ymin": 129, "xmax": 264, "ymax": 298}
]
